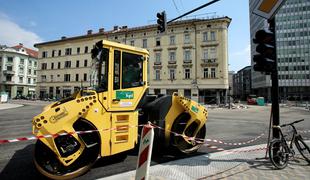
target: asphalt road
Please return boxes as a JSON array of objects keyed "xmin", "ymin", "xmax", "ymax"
[{"xmin": 0, "ymin": 102, "xmax": 309, "ymax": 180}]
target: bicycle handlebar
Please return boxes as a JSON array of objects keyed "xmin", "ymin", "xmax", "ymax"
[{"xmin": 280, "ymin": 119, "xmax": 304, "ymax": 127}]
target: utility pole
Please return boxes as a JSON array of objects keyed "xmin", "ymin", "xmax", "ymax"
[{"xmin": 268, "ymin": 18, "xmax": 280, "ymax": 139}]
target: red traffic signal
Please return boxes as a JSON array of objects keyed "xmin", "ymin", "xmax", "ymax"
[{"xmin": 156, "ymin": 11, "xmax": 167, "ymax": 33}]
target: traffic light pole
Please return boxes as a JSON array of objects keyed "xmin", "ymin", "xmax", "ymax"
[{"xmin": 269, "ymin": 18, "xmax": 280, "ymax": 139}]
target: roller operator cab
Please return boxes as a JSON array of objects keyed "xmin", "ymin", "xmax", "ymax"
[{"xmin": 32, "ymin": 40, "xmax": 208, "ymax": 179}]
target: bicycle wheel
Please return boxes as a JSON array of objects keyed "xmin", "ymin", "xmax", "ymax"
[
  {"xmin": 269, "ymin": 139, "xmax": 289, "ymax": 169},
  {"xmin": 294, "ymin": 136, "xmax": 310, "ymax": 163}
]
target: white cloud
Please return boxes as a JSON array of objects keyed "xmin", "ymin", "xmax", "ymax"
[{"xmin": 0, "ymin": 13, "xmax": 43, "ymax": 48}]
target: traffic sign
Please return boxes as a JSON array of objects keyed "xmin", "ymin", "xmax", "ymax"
[{"xmin": 253, "ymin": 0, "xmax": 286, "ymax": 19}]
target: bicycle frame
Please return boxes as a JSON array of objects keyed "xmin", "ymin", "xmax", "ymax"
[{"xmin": 273, "ymin": 124, "xmax": 298, "ymax": 155}]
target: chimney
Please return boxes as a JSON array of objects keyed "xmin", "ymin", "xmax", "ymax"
[
  {"xmin": 19, "ymin": 43, "xmax": 23, "ymax": 46},
  {"xmin": 87, "ymin": 30, "xmax": 92, "ymax": 35},
  {"xmin": 99, "ymin": 28, "xmax": 105, "ymax": 33},
  {"xmin": 113, "ymin": 26, "xmax": 119, "ymax": 31},
  {"xmin": 61, "ymin": 36, "xmax": 66, "ymax": 40}
]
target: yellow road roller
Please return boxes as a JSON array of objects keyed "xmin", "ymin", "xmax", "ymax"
[{"xmin": 32, "ymin": 40, "xmax": 208, "ymax": 179}]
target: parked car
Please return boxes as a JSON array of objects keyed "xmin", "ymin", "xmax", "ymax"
[{"xmin": 247, "ymin": 95, "xmax": 257, "ymax": 105}]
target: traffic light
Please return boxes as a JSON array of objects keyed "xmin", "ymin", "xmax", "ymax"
[
  {"xmin": 157, "ymin": 11, "xmax": 167, "ymax": 33},
  {"xmin": 253, "ymin": 29, "xmax": 276, "ymax": 73}
]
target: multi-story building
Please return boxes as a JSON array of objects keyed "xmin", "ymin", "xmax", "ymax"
[
  {"xmin": 35, "ymin": 16, "xmax": 231, "ymax": 104},
  {"xmin": 233, "ymin": 66, "xmax": 252, "ymax": 101},
  {"xmin": 0, "ymin": 43, "xmax": 38, "ymax": 98},
  {"xmin": 249, "ymin": 0, "xmax": 310, "ymax": 101}
]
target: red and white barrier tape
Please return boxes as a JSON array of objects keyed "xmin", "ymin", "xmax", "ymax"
[
  {"xmin": 0, "ymin": 124, "xmax": 144, "ymax": 145},
  {"xmin": 151, "ymin": 123, "xmax": 266, "ymax": 147},
  {"xmin": 0, "ymin": 123, "xmax": 309, "ymax": 147}
]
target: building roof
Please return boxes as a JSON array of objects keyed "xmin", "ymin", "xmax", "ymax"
[
  {"xmin": 12, "ymin": 44, "xmax": 38, "ymax": 58},
  {"xmin": 34, "ymin": 16, "xmax": 231, "ymax": 47}
]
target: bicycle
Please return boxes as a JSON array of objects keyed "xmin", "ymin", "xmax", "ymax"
[{"xmin": 269, "ymin": 119, "xmax": 310, "ymax": 169}]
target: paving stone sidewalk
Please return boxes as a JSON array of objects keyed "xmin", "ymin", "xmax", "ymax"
[{"xmin": 100, "ymin": 143, "xmax": 310, "ymax": 180}]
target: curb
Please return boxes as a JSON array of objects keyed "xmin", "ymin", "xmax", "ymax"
[{"xmin": 0, "ymin": 103, "xmax": 24, "ymax": 110}]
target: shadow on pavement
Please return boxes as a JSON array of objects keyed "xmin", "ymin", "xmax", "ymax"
[{"xmin": 0, "ymin": 144, "xmax": 47, "ymax": 180}]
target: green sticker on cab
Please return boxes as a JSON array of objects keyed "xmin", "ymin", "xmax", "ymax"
[
  {"xmin": 191, "ymin": 105, "xmax": 199, "ymax": 113},
  {"xmin": 116, "ymin": 91, "xmax": 134, "ymax": 99}
]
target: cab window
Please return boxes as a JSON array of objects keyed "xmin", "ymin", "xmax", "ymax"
[{"xmin": 121, "ymin": 52, "xmax": 143, "ymax": 89}]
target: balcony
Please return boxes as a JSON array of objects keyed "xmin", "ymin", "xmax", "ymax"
[
  {"xmin": 168, "ymin": 60, "xmax": 176, "ymax": 64},
  {"xmin": 2, "ymin": 81, "xmax": 14, "ymax": 85},
  {"xmin": 200, "ymin": 41, "xmax": 219, "ymax": 47},
  {"xmin": 3, "ymin": 70, "xmax": 15, "ymax": 75},
  {"xmin": 153, "ymin": 62, "xmax": 162, "ymax": 69},
  {"xmin": 183, "ymin": 60, "xmax": 193, "ymax": 68},
  {"xmin": 201, "ymin": 59, "xmax": 218, "ymax": 67}
]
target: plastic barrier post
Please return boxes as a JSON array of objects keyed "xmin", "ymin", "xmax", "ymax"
[{"xmin": 135, "ymin": 123, "xmax": 154, "ymax": 180}]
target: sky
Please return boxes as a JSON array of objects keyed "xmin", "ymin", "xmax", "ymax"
[{"xmin": 0, "ymin": 0, "xmax": 251, "ymax": 72}]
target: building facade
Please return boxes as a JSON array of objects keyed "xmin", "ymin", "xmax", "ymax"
[
  {"xmin": 233, "ymin": 66, "xmax": 252, "ymax": 101},
  {"xmin": 0, "ymin": 44, "xmax": 38, "ymax": 98},
  {"xmin": 249, "ymin": 0, "xmax": 310, "ymax": 101},
  {"xmin": 35, "ymin": 17, "xmax": 231, "ymax": 104}
]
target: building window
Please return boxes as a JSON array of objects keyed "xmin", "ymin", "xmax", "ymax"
[
  {"xmin": 52, "ymin": 50, "xmax": 56, "ymax": 57},
  {"xmin": 169, "ymin": 69, "xmax": 175, "ymax": 80},
  {"xmin": 64, "ymin": 61, "xmax": 71, "ymax": 68},
  {"xmin": 28, "ymin": 78, "xmax": 31, "ymax": 84},
  {"xmin": 34, "ymin": 70, "xmax": 36, "ymax": 75},
  {"xmin": 19, "ymin": 67, "xmax": 24, "ymax": 74},
  {"xmin": 185, "ymin": 69, "xmax": 190, "ymax": 79},
  {"xmin": 211, "ymin": 31, "xmax": 216, "ymax": 41},
  {"xmin": 41, "ymin": 63, "xmax": 47, "ymax": 70},
  {"xmin": 28, "ymin": 69, "xmax": 31, "ymax": 74},
  {"xmin": 50, "ymin": 75, "xmax": 54, "ymax": 82},
  {"xmin": 155, "ymin": 70, "xmax": 161, "ymax": 80},
  {"xmin": 184, "ymin": 34, "xmax": 190, "ymax": 44},
  {"xmin": 50, "ymin": 62, "xmax": 54, "ymax": 69},
  {"xmin": 170, "ymin": 35, "xmax": 175, "ymax": 45},
  {"xmin": 20, "ymin": 59, "xmax": 24, "ymax": 65},
  {"xmin": 76, "ymin": 60, "xmax": 79, "ymax": 68},
  {"xmin": 155, "ymin": 53, "xmax": 161, "ymax": 63},
  {"xmin": 210, "ymin": 47, "xmax": 217, "ymax": 58},
  {"xmin": 184, "ymin": 50, "xmax": 191, "ymax": 62},
  {"xmin": 77, "ymin": 47, "xmax": 80, "ymax": 54},
  {"xmin": 41, "ymin": 75, "xmax": 46, "ymax": 82},
  {"xmin": 84, "ymin": 46, "xmax": 88, "ymax": 53},
  {"xmin": 211, "ymin": 68, "xmax": 216, "ymax": 78},
  {"xmin": 84, "ymin": 59, "xmax": 88, "ymax": 67},
  {"xmin": 58, "ymin": 62, "xmax": 61, "ymax": 69},
  {"xmin": 203, "ymin": 32, "xmax": 208, "ymax": 42},
  {"xmin": 6, "ymin": 75, "xmax": 12, "ymax": 81},
  {"xmin": 204, "ymin": 68, "xmax": 208, "ymax": 78},
  {"xmin": 65, "ymin": 48, "xmax": 72, "ymax": 55},
  {"xmin": 130, "ymin": 40, "xmax": 135, "ymax": 46},
  {"xmin": 7, "ymin": 66, "xmax": 13, "ymax": 71},
  {"xmin": 83, "ymin": 73, "xmax": 87, "ymax": 81},
  {"xmin": 142, "ymin": 39, "xmax": 147, "ymax": 48},
  {"xmin": 19, "ymin": 77, "xmax": 23, "ymax": 83},
  {"xmin": 75, "ymin": 74, "xmax": 79, "ymax": 81},
  {"xmin": 203, "ymin": 49, "xmax": 208, "ymax": 60},
  {"xmin": 58, "ymin": 50, "xmax": 61, "ymax": 56},
  {"xmin": 169, "ymin": 51, "xmax": 175, "ymax": 62},
  {"xmin": 64, "ymin": 74, "xmax": 70, "ymax": 82},
  {"xmin": 42, "ymin": 51, "xmax": 48, "ymax": 58},
  {"xmin": 156, "ymin": 37, "xmax": 160, "ymax": 46},
  {"xmin": 7, "ymin": 57, "xmax": 13, "ymax": 63}
]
